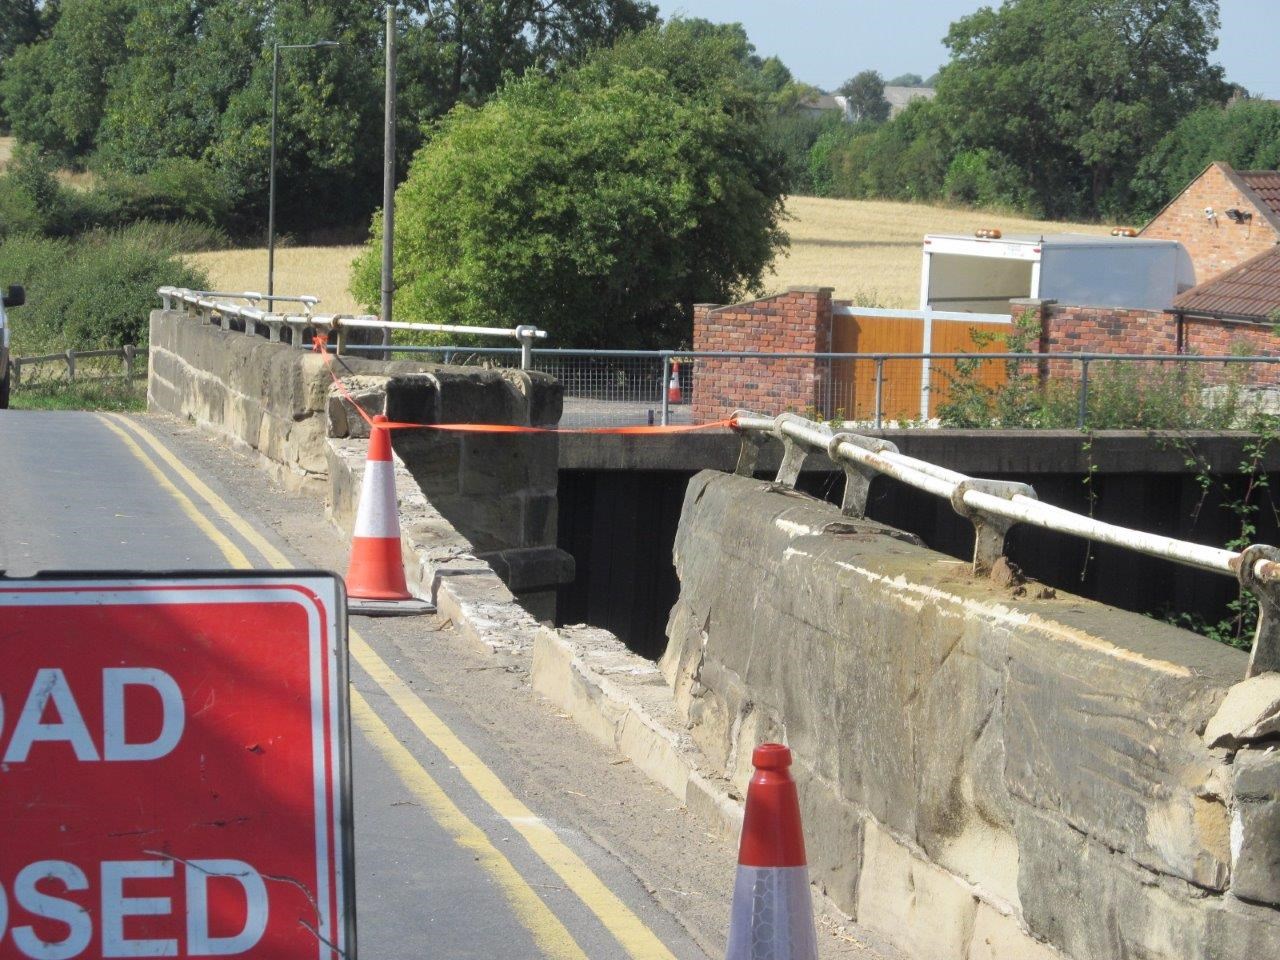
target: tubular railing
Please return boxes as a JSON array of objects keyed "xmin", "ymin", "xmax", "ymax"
[
  {"xmin": 732, "ymin": 410, "xmax": 1280, "ymax": 681},
  {"xmin": 157, "ymin": 287, "xmax": 549, "ymax": 366},
  {"xmin": 339, "ymin": 344, "xmax": 1280, "ymax": 429}
]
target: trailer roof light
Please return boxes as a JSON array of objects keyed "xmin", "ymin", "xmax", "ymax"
[
  {"xmin": 975, "ymin": 228, "xmax": 1003, "ymax": 240},
  {"xmin": 1111, "ymin": 227, "xmax": 1138, "ymax": 237}
]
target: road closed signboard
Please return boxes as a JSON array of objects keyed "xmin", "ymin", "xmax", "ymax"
[{"xmin": 0, "ymin": 572, "xmax": 355, "ymax": 959}]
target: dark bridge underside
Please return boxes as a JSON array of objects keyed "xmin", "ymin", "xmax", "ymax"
[{"xmin": 556, "ymin": 430, "xmax": 1279, "ymax": 658}]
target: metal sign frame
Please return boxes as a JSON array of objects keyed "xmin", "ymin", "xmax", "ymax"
[{"xmin": 0, "ymin": 569, "xmax": 356, "ymax": 959}]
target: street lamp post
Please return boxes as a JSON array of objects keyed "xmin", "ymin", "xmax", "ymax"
[{"xmin": 267, "ymin": 40, "xmax": 340, "ymax": 300}]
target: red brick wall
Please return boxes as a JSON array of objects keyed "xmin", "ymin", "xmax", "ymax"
[
  {"xmin": 1139, "ymin": 162, "xmax": 1278, "ymax": 285},
  {"xmin": 1043, "ymin": 304, "xmax": 1179, "ymax": 355},
  {"xmin": 692, "ymin": 287, "xmax": 833, "ymax": 421},
  {"xmin": 1014, "ymin": 299, "xmax": 1280, "ymax": 386}
]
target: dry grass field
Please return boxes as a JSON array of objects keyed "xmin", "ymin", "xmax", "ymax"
[
  {"xmin": 194, "ymin": 196, "xmax": 1111, "ymax": 313},
  {"xmin": 771, "ymin": 196, "xmax": 1109, "ymax": 306},
  {"xmin": 187, "ymin": 246, "xmax": 367, "ymax": 313}
]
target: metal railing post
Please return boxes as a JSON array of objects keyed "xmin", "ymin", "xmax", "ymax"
[
  {"xmin": 515, "ymin": 326, "xmax": 536, "ymax": 370},
  {"xmin": 660, "ymin": 352, "xmax": 672, "ymax": 426},
  {"xmin": 874, "ymin": 358, "xmax": 885, "ymax": 430},
  {"xmin": 1077, "ymin": 359, "xmax": 1090, "ymax": 429}
]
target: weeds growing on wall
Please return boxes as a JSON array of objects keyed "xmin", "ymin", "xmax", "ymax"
[
  {"xmin": 936, "ymin": 311, "xmax": 1262, "ymax": 431},
  {"xmin": 938, "ymin": 313, "xmax": 1280, "ymax": 650}
]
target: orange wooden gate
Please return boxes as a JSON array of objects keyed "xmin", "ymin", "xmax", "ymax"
[{"xmin": 831, "ymin": 313, "xmax": 1010, "ymax": 421}]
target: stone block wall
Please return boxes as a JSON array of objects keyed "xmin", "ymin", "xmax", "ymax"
[
  {"xmin": 692, "ymin": 286, "xmax": 833, "ymax": 421},
  {"xmin": 1139, "ymin": 162, "xmax": 1279, "ymax": 286},
  {"xmin": 662, "ymin": 470, "xmax": 1280, "ymax": 960},
  {"xmin": 148, "ymin": 308, "xmax": 570, "ymax": 614}
]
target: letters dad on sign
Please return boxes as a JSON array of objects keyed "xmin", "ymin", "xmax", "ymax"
[{"xmin": 0, "ymin": 573, "xmax": 355, "ymax": 960}]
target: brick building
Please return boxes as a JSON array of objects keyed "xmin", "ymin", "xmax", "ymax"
[{"xmin": 1140, "ymin": 162, "xmax": 1280, "ymax": 286}]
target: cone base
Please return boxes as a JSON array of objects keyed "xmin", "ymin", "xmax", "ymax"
[
  {"xmin": 726, "ymin": 865, "xmax": 817, "ymax": 960},
  {"xmin": 349, "ymin": 596, "xmax": 435, "ymax": 617},
  {"xmin": 346, "ymin": 535, "xmax": 412, "ymax": 601}
]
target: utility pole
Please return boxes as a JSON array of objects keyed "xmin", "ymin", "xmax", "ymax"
[
  {"xmin": 267, "ymin": 44, "xmax": 280, "ymax": 299},
  {"xmin": 381, "ymin": 3, "xmax": 397, "ymax": 356}
]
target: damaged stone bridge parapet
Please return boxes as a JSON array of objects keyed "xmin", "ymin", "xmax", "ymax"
[{"xmin": 661, "ymin": 468, "xmax": 1280, "ymax": 960}]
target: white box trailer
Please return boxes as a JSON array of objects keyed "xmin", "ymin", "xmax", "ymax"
[{"xmin": 919, "ymin": 233, "xmax": 1195, "ymax": 313}]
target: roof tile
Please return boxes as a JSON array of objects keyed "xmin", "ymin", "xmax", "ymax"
[
  {"xmin": 1174, "ymin": 246, "xmax": 1280, "ymax": 320},
  {"xmin": 1239, "ymin": 171, "xmax": 1280, "ymax": 222}
]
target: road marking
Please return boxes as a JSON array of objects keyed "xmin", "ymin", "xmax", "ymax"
[
  {"xmin": 108, "ymin": 415, "xmax": 678, "ymax": 959},
  {"xmin": 350, "ymin": 635, "xmax": 680, "ymax": 960},
  {"xmin": 350, "ymin": 688, "xmax": 589, "ymax": 960},
  {"xmin": 106, "ymin": 414, "xmax": 291, "ymax": 569},
  {"xmin": 96, "ymin": 415, "xmax": 251, "ymax": 568}
]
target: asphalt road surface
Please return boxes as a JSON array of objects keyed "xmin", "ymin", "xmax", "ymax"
[{"xmin": 0, "ymin": 410, "xmax": 716, "ymax": 960}]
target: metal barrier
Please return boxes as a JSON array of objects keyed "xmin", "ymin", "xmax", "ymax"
[
  {"xmin": 340, "ymin": 344, "xmax": 1280, "ymax": 429},
  {"xmin": 157, "ymin": 287, "xmax": 549, "ymax": 365},
  {"xmin": 10, "ymin": 346, "xmax": 141, "ymax": 388},
  {"xmin": 732, "ymin": 411, "xmax": 1280, "ymax": 680}
]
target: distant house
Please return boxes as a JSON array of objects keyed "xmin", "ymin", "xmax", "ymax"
[
  {"xmin": 1139, "ymin": 162, "xmax": 1280, "ymax": 287},
  {"xmin": 800, "ymin": 87, "xmax": 936, "ymax": 122},
  {"xmin": 800, "ymin": 93, "xmax": 851, "ymax": 121},
  {"xmin": 883, "ymin": 85, "xmax": 935, "ymax": 117}
]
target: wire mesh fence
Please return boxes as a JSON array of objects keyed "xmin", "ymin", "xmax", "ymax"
[{"xmin": 336, "ymin": 344, "xmax": 1280, "ymax": 429}]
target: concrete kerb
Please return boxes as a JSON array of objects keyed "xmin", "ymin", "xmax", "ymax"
[{"xmin": 326, "ymin": 436, "xmax": 541, "ymax": 657}]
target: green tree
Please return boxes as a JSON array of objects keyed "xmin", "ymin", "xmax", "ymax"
[
  {"xmin": 937, "ymin": 0, "xmax": 1230, "ymax": 218},
  {"xmin": 0, "ymin": 0, "xmax": 133, "ymax": 159},
  {"xmin": 838, "ymin": 69, "xmax": 890, "ymax": 123},
  {"xmin": 887, "ymin": 72, "xmax": 924, "ymax": 87},
  {"xmin": 352, "ymin": 20, "xmax": 788, "ymax": 348},
  {"xmin": 1131, "ymin": 99, "xmax": 1280, "ymax": 218}
]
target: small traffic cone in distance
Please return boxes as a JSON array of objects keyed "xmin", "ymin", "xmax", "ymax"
[
  {"xmin": 668, "ymin": 361, "xmax": 683, "ymax": 405},
  {"xmin": 726, "ymin": 743, "xmax": 818, "ymax": 960},
  {"xmin": 346, "ymin": 415, "xmax": 433, "ymax": 616}
]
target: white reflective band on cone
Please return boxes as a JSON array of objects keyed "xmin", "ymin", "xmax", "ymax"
[
  {"xmin": 353, "ymin": 460, "xmax": 400, "ymax": 539},
  {"xmin": 725, "ymin": 866, "xmax": 818, "ymax": 960}
]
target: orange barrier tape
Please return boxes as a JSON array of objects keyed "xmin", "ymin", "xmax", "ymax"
[{"xmin": 312, "ymin": 335, "xmax": 738, "ymax": 434}]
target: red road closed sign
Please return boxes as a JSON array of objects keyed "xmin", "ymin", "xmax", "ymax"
[{"xmin": 0, "ymin": 572, "xmax": 355, "ymax": 959}]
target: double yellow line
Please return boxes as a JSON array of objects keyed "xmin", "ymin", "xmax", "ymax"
[{"xmin": 98, "ymin": 413, "xmax": 678, "ymax": 960}]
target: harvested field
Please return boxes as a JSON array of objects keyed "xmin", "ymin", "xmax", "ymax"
[
  {"xmin": 185, "ymin": 196, "xmax": 1110, "ymax": 313},
  {"xmin": 186, "ymin": 245, "xmax": 365, "ymax": 313},
  {"xmin": 770, "ymin": 196, "xmax": 1108, "ymax": 307}
]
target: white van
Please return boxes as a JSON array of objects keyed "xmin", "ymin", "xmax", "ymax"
[{"xmin": 0, "ymin": 284, "xmax": 27, "ymax": 409}]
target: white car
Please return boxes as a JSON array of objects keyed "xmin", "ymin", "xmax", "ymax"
[{"xmin": 0, "ymin": 284, "xmax": 26, "ymax": 409}]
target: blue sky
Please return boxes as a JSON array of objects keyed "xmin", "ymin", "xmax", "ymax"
[{"xmin": 653, "ymin": 1, "xmax": 1279, "ymax": 98}]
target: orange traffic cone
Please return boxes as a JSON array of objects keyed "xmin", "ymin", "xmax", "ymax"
[
  {"xmin": 667, "ymin": 361, "xmax": 683, "ymax": 405},
  {"xmin": 346, "ymin": 415, "xmax": 433, "ymax": 616},
  {"xmin": 726, "ymin": 743, "xmax": 818, "ymax": 960}
]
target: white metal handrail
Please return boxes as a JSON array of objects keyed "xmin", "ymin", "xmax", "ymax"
[
  {"xmin": 157, "ymin": 287, "xmax": 548, "ymax": 366},
  {"xmin": 732, "ymin": 410, "xmax": 1280, "ymax": 679}
]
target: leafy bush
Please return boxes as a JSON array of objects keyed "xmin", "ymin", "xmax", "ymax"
[
  {"xmin": 90, "ymin": 158, "xmax": 236, "ymax": 229},
  {"xmin": 0, "ymin": 146, "xmax": 67, "ymax": 238},
  {"xmin": 354, "ymin": 21, "xmax": 788, "ymax": 348},
  {"xmin": 764, "ymin": 111, "xmax": 841, "ymax": 196},
  {"xmin": 942, "ymin": 148, "xmax": 1036, "ymax": 212},
  {"xmin": 0, "ymin": 227, "xmax": 207, "ymax": 355}
]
